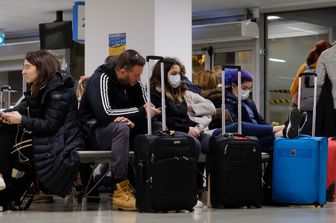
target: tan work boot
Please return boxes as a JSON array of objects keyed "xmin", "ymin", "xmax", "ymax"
[{"xmin": 112, "ymin": 180, "xmax": 136, "ymax": 211}]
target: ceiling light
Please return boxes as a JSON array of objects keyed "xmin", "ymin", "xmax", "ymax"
[
  {"xmin": 286, "ymin": 26, "xmax": 319, "ymax": 34},
  {"xmin": 269, "ymin": 58, "xmax": 286, "ymax": 63},
  {"xmin": 267, "ymin": 16, "xmax": 281, "ymax": 20}
]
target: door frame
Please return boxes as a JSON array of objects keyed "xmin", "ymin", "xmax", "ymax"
[{"xmin": 192, "ymin": 39, "xmax": 261, "ymax": 110}]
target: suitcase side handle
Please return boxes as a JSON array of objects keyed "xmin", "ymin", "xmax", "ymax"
[
  {"xmin": 298, "ymin": 72, "xmax": 317, "ymax": 77},
  {"xmin": 146, "ymin": 56, "xmax": 163, "ymax": 62},
  {"xmin": 0, "ymin": 85, "xmax": 12, "ymax": 91},
  {"xmin": 222, "ymin": 65, "xmax": 241, "ymax": 71}
]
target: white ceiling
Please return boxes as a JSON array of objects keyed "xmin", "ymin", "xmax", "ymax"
[
  {"xmin": 0, "ymin": 0, "xmax": 73, "ymax": 36},
  {"xmin": 1, "ymin": 0, "xmax": 336, "ymax": 38}
]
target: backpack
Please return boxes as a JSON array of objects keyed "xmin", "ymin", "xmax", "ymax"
[{"xmin": 0, "ymin": 126, "xmax": 35, "ymax": 211}]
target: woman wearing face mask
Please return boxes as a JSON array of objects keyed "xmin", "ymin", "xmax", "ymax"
[
  {"xmin": 203, "ymin": 68, "xmax": 305, "ymax": 152},
  {"xmin": 150, "ymin": 57, "xmax": 204, "ymax": 137},
  {"xmin": 150, "ymin": 57, "xmax": 213, "ymax": 208}
]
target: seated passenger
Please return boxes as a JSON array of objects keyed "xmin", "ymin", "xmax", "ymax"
[
  {"xmin": 78, "ymin": 49, "xmax": 160, "ymax": 211},
  {"xmin": 0, "ymin": 50, "xmax": 82, "ymax": 208},
  {"xmin": 150, "ymin": 57, "xmax": 212, "ymax": 152},
  {"xmin": 199, "ymin": 68, "xmax": 307, "ymax": 152},
  {"xmin": 150, "ymin": 57, "xmax": 212, "ymax": 208}
]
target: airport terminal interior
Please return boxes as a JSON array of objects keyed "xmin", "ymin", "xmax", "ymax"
[
  {"xmin": 1, "ymin": 197, "xmax": 336, "ymax": 223},
  {"xmin": 1, "ymin": 0, "xmax": 336, "ymax": 222}
]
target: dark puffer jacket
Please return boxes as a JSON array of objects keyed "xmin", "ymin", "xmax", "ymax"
[
  {"xmin": 20, "ymin": 71, "xmax": 82, "ymax": 197},
  {"xmin": 224, "ymin": 89, "xmax": 267, "ymax": 125},
  {"xmin": 150, "ymin": 87, "xmax": 197, "ymax": 132},
  {"xmin": 203, "ymin": 87, "xmax": 267, "ymax": 128}
]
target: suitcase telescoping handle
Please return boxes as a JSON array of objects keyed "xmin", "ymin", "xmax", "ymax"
[
  {"xmin": 145, "ymin": 56, "xmax": 166, "ymax": 135},
  {"xmin": 221, "ymin": 65, "xmax": 242, "ymax": 136},
  {"xmin": 298, "ymin": 72, "xmax": 317, "ymax": 136},
  {"xmin": 0, "ymin": 85, "xmax": 12, "ymax": 109}
]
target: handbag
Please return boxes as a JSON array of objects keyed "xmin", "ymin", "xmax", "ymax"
[{"xmin": 10, "ymin": 126, "xmax": 33, "ymax": 178}]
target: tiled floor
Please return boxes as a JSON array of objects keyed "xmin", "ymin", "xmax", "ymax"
[{"xmin": 1, "ymin": 196, "xmax": 336, "ymax": 223}]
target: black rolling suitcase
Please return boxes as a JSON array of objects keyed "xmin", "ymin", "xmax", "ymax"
[
  {"xmin": 134, "ymin": 56, "xmax": 199, "ymax": 212},
  {"xmin": 208, "ymin": 65, "xmax": 262, "ymax": 208}
]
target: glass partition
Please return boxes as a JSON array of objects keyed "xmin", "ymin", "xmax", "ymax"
[{"xmin": 265, "ymin": 9, "xmax": 334, "ymax": 123}]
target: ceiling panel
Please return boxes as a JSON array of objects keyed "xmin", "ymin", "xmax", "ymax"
[{"xmin": 0, "ymin": 0, "xmax": 336, "ymax": 39}]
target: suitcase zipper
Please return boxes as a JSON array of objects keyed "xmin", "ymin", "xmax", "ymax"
[
  {"xmin": 224, "ymin": 145, "xmax": 229, "ymax": 155},
  {"xmin": 151, "ymin": 153, "xmax": 155, "ymax": 163}
]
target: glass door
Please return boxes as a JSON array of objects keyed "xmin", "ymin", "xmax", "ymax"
[{"xmin": 265, "ymin": 8, "xmax": 334, "ymax": 123}]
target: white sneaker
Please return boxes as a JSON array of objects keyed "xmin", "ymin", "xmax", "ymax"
[
  {"xmin": 193, "ymin": 200, "xmax": 203, "ymax": 209},
  {"xmin": 0, "ymin": 175, "xmax": 6, "ymax": 191}
]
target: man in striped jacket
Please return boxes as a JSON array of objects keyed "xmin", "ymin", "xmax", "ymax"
[{"xmin": 79, "ymin": 49, "xmax": 160, "ymax": 211}]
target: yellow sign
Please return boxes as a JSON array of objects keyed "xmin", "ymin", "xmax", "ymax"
[{"xmin": 109, "ymin": 33, "xmax": 126, "ymax": 56}]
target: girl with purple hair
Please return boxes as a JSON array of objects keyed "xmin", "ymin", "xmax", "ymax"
[{"xmin": 203, "ymin": 68, "xmax": 306, "ymax": 152}]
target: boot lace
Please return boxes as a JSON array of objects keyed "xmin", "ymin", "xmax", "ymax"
[{"xmin": 121, "ymin": 183, "xmax": 135, "ymax": 200}]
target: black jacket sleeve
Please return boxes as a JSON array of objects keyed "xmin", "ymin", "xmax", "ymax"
[
  {"xmin": 21, "ymin": 89, "xmax": 75, "ymax": 135},
  {"xmin": 150, "ymin": 87, "xmax": 190, "ymax": 133},
  {"xmin": 82, "ymin": 73, "xmax": 146, "ymax": 125}
]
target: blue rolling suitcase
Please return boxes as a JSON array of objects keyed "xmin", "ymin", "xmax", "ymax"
[{"xmin": 272, "ymin": 73, "xmax": 328, "ymax": 206}]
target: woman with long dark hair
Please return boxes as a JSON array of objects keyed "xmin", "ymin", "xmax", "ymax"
[{"xmin": 0, "ymin": 50, "xmax": 82, "ymax": 210}]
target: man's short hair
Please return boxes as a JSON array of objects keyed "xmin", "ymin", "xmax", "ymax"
[
  {"xmin": 115, "ymin": 49, "xmax": 145, "ymax": 71},
  {"xmin": 104, "ymin": 55, "xmax": 118, "ymax": 65}
]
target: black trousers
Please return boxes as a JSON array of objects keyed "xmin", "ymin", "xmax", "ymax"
[{"xmin": 0, "ymin": 124, "xmax": 17, "ymax": 179}]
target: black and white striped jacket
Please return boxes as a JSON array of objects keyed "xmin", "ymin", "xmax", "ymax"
[{"xmin": 79, "ymin": 63, "xmax": 147, "ymax": 127}]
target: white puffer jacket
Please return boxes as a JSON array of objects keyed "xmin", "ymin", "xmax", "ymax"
[{"xmin": 184, "ymin": 90, "xmax": 216, "ymax": 128}]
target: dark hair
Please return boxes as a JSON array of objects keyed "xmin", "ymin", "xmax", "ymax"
[
  {"xmin": 115, "ymin": 49, "xmax": 145, "ymax": 71},
  {"xmin": 150, "ymin": 57, "xmax": 185, "ymax": 103},
  {"xmin": 226, "ymin": 68, "xmax": 253, "ymax": 86},
  {"xmin": 25, "ymin": 50, "xmax": 61, "ymax": 95},
  {"xmin": 104, "ymin": 55, "xmax": 118, "ymax": 65},
  {"xmin": 150, "ymin": 57, "xmax": 180, "ymax": 88},
  {"xmin": 306, "ymin": 40, "xmax": 332, "ymax": 65}
]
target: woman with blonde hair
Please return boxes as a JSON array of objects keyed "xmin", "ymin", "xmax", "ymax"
[
  {"xmin": 76, "ymin": 76, "xmax": 90, "ymax": 102},
  {"xmin": 194, "ymin": 69, "xmax": 219, "ymax": 93}
]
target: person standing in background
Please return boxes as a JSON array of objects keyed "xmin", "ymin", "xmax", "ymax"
[
  {"xmin": 290, "ymin": 40, "xmax": 332, "ymax": 104},
  {"xmin": 316, "ymin": 42, "xmax": 336, "ymax": 137}
]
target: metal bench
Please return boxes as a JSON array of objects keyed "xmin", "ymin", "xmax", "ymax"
[
  {"xmin": 75, "ymin": 150, "xmax": 270, "ymax": 207},
  {"xmin": 74, "ymin": 150, "xmax": 135, "ymax": 206}
]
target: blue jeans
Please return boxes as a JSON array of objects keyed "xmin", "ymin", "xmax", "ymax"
[{"xmin": 212, "ymin": 122, "xmax": 275, "ymax": 152}]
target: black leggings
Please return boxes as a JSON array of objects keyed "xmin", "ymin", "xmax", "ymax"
[{"xmin": 0, "ymin": 124, "xmax": 17, "ymax": 179}]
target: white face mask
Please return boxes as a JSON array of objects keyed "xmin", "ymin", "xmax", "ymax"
[
  {"xmin": 241, "ymin": 89, "xmax": 251, "ymax": 100},
  {"xmin": 167, "ymin": 74, "xmax": 181, "ymax": 88}
]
